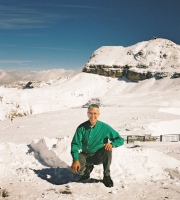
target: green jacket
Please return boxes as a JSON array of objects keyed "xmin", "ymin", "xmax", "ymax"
[{"xmin": 71, "ymin": 120, "xmax": 124, "ymax": 161}]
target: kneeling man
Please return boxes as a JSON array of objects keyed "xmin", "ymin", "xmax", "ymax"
[{"xmin": 71, "ymin": 104, "xmax": 124, "ymax": 187}]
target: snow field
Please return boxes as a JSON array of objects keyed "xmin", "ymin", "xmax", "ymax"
[
  {"xmin": 0, "ymin": 72, "xmax": 180, "ymax": 199},
  {"xmin": 0, "ymin": 136, "xmax": 180, "ymax": 199}
]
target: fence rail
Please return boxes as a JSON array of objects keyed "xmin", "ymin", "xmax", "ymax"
[
  {"xmin": 160, "ymin": 134, "xmax": 180, "ymax": 142},
  {"xmin": 121, "ymin": 134, "xmax": 180, "ymax": 144}
]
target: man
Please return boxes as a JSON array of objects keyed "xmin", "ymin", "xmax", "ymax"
[{"xmin": 71, "ymin": 104, "xmax": 124, "ymax": 187}]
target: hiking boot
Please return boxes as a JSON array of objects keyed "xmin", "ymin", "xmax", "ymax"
[
  {"xmin": 103, "ymin": 175, "xmax": 114, "ymax": 187},
  {"xmin": 78, "ymin": 175, "xmax": 90, "ymax": 181}
]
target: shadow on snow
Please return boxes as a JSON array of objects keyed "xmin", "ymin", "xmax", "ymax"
[
  {"xmin": 31, "ymin": 167, "xmax": 101, "ymax": 185},
  {"xmin": 31, "ymin": 167, "xmax": 80, "ymax": 185}
]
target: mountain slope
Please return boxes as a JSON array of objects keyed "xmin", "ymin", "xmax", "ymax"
[{"xmin": 0, "ymin": 72, "xmax": 180, "ymax": 121}]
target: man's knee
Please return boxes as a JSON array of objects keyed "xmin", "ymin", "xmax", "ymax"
[
  {"xmin": 87, "ymin": 147, "xmax": 112, "ymax": 165},
  {"xmin": 97, "ymin": 147, "xmax": 112, "ymax": 157},
  {"xmin": 104, "ymin": 148, "xmax": 112, "ymax": 155}
]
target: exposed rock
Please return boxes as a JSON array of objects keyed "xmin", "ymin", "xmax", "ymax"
[
  {"xmin": 125, "ymin": 70, "xmax": 153, "ymax": 81},
  {"xmin": 83, "ymin": 66, "xmax": 154, "ymax": 81},
  {"xmin": 155, "ymin": 72, "xmax": 169, "ymax": 79},
  {"xmin": 82, "ymin": 98, "xmax": 101, "ymax": 108},
  {"xmin": 136, "ymin": 64, "xmax": 148, "ymax": 69},
  {"xmin": 83, "ymin": 66, "xmax": 124, "ymax": 78},
  {"xmin": 23, "ymin": 81, "xmax": 34, "ymax": 89},
  {"xmin": 171, "ymin": 73, "xmax": 180, "ymax": 79},
  {"xmin": 0, "ymin": 188, "xmax": 9, "ymax": 197}
]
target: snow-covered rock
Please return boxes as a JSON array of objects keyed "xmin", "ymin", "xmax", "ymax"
[{"xmin": 83, "ymin": 38, "xmax": 180, "ymax": 81}]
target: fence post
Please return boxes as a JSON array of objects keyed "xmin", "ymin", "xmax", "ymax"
[
  {"xmin": 160, "ymin": 135, "xmax": 162, "ymax": 142},
  {"xmin": 143, "ymin": 136, "xmax": 145, "ymax": 142},
  {"xmin": 127, "ymin": 136, "xmax": 132, "ymax": 144},
  {"xmin": 127, "ymin": 136, "xmax": 129, "ymax": 144}
]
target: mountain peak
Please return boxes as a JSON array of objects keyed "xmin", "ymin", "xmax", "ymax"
[{"xmin": 83, "ymin": 38, "xmax": 180, "ymax": 81}]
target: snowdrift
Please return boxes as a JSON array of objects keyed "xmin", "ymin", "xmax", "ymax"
[{"xmin": 30, "ymin": 137, "xmax": 180, "ymax": 185}]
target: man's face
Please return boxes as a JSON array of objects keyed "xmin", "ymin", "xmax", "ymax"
[{"xmin": 87, "ymin": 108, "xmax": 100, "ymax": 124}]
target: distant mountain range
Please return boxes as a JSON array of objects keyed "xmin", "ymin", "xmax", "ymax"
[
  {"xmin": 0, "ymin": 69, "xmax": 77, "ymax": 86},
  {"xmin": 83, "ymin": 38, "xmax": 180, "ymax": 81}
]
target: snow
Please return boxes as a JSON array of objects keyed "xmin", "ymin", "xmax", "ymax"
[
  {"xmin": 0, "ymin": 73, "xmax": 180, "ymax": 200},
  {"xmin": 0, "ymin": 71, "xmax": 180, "ymax": 199},
  {"xmin": 30, "ymin": 137, "xmax": 180, "ymax": 183}
]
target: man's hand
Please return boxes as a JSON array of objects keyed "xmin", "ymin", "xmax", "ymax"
[
  {"xmin": 71, "ymin": 160, "xmax": 81, "ymax": 173},
  {"xmin": 104, "ymin": 143, "xmax": 113, "ymax": 151}
]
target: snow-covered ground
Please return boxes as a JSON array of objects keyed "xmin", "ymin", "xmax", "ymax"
[{"xmin": 0, "ymin": 72, "xmax": 180, "ymax": 199}]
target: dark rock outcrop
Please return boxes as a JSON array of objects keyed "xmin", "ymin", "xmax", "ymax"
[{"xmin": 82, "ymin": 66, "xmax": 155, "ymax": 81}]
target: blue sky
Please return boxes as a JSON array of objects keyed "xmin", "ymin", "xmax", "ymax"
[{"xmin": 0, "ymin": 0, "xmax": 180, "ymax": 71}]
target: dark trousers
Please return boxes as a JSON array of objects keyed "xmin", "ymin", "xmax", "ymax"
[{"xmin": 77, "ymin": 147, "xmax": 112, "ymax": 176}]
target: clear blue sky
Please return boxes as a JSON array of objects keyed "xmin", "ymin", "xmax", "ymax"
[{"xmin": 0, "ymin": 0, "xmax": 180, "ymax": 71}]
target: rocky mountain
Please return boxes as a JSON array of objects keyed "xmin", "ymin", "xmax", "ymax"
[{"xmin": 83, "ymin": 38, "xmax": 180, "ymax": 81}]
